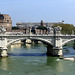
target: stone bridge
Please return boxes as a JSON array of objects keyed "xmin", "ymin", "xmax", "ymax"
[{"xmin": 0, "ymin": 26, "xmax": 75, "ymax": 57}]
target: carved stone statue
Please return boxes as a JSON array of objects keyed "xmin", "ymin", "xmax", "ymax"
[
  {"xmin": 47, "ymin": 27, "xmax": 53, "ymax": 34},
  {"xmin": 49, "ymin": 27, "xmax": 54, "ymax": 34},
  {"xmin": 54, "ymin": 26, "xmax": 62, "ymax": 34},
  {"xmin": 0, "ymin": 26, "xmax": 6, "ymax": 34}
]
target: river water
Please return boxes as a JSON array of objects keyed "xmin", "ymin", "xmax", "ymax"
[{"xmin": 0, "ymin": 43, "xmax": 75, "ymax": 75}]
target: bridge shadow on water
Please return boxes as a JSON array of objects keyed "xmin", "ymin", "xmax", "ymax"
[
  {"xmin": 63, "ymin": 46, "xmax": 75, "ymax": 57},
  {"xmin": 8, "ymin": 53, "xmax": 47, "ymax": 56}
]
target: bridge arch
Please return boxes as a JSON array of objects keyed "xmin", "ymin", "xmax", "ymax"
[
  {"xmin": 61, "ymin": 38, "xmax": 75, "ymax": 47},
  {"xmin": 7, "ymin": 37, "xmax": 53, "ymax": 47}
]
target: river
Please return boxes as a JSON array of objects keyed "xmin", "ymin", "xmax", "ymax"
[{"xmin": 0, "ymin": 43, "xmax": 75, "ymax": 75}]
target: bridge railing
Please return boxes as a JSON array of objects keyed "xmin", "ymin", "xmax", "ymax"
[
  {"xmin": 2, "ymin": 31, "xmax": 75, "ymax": 36},
  {"xmin": 5, "ymin": 32, "xmax": 54, "ymax": 36},
  {"xmin": 6, "ymin": 32, "xmax": 24, "ymax": 35}
]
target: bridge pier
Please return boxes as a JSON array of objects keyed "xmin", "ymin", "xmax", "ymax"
[
  {"xmin": 53, "ymin": 47, "xmax": 63, "ymax": 57},
  {"xmin": 0, "ymin": 47, "xmax": 8, "ymax": 57},
  {"xmin": 47, "ymin": 45, "xmax": 53, "ymax": 56},
  {"xmin": 47, "ymin": 45, "xmax": 63, "ymax": 57},
  {"xmin": 0, "ymin": 36, "xmax": 8, "ymax": 57}
]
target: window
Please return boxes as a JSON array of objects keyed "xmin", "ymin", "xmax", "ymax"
[{"xmin": 7, "ymin": 20, "xmax": 9, "ymax": 22}]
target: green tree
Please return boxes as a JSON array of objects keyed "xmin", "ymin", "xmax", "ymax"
[
  {"xmin": 36, "ymin": 26, "xmax": 47, "ymax": 31},
  {"xmin": 52, "ymin": 24, "xmax": 75, "ymax": 34},
  {"xmin": 12, "ymin": 26, "xmax": 20, "ymax": 30}
]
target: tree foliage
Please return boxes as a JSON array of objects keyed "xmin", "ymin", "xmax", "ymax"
[
  {"xmin": 12, "ymin": 27, "xmax": 20, "ymax": 30},
  {"xmin": 36, "ymin": 26, "xmax": 47, "ymax": 31},
  {"xmin": 52, "ymin": 24, "xmax": 75, "ymax": 34}
]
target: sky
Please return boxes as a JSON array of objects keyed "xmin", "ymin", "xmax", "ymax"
[{"xmin": 0, "ymin": 0, "xmax": 75, "ymax": 26}]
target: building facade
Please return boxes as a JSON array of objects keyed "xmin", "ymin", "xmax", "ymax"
[
  {"xmin": 16, "ymin": 20, "xmax": 64, "ymax": 34},
  {"xmin": 0, "ymin": 13, "xmax": 12, "ymax": 32},
  {"xmin": 16, "ymin": 20, "xmax": 64, "ymax": 29}
]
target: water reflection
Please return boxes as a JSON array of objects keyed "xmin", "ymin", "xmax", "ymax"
[
  {"xmin": 8, "ymin": 44, "xmax": 22, "ymax": 53},
  {"xmin": 25, "ymin": 44, "xmax": 31, "ymax": 49},
  {"xmin": 0, "ymin": 58, "xmax": 8, "ymax": 71},
  {"xmin": 11, "ymin": 44, "xmax": 21, "ymax": 49},
  {"xmin": 0, "ymin": 43, "xmax": 75, "ymax": 75},
  {"xmin": 47, "ymin": 57, "xmax": 63, "ymax": 73},
  {"xmin": 56, "ymin": 60, "xmax": 63, "ymax": 72}
]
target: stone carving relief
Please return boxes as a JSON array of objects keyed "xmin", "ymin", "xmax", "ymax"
[{"xmin": 0, "ymin": 26, "xmax": 6, "ymax": 34}]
